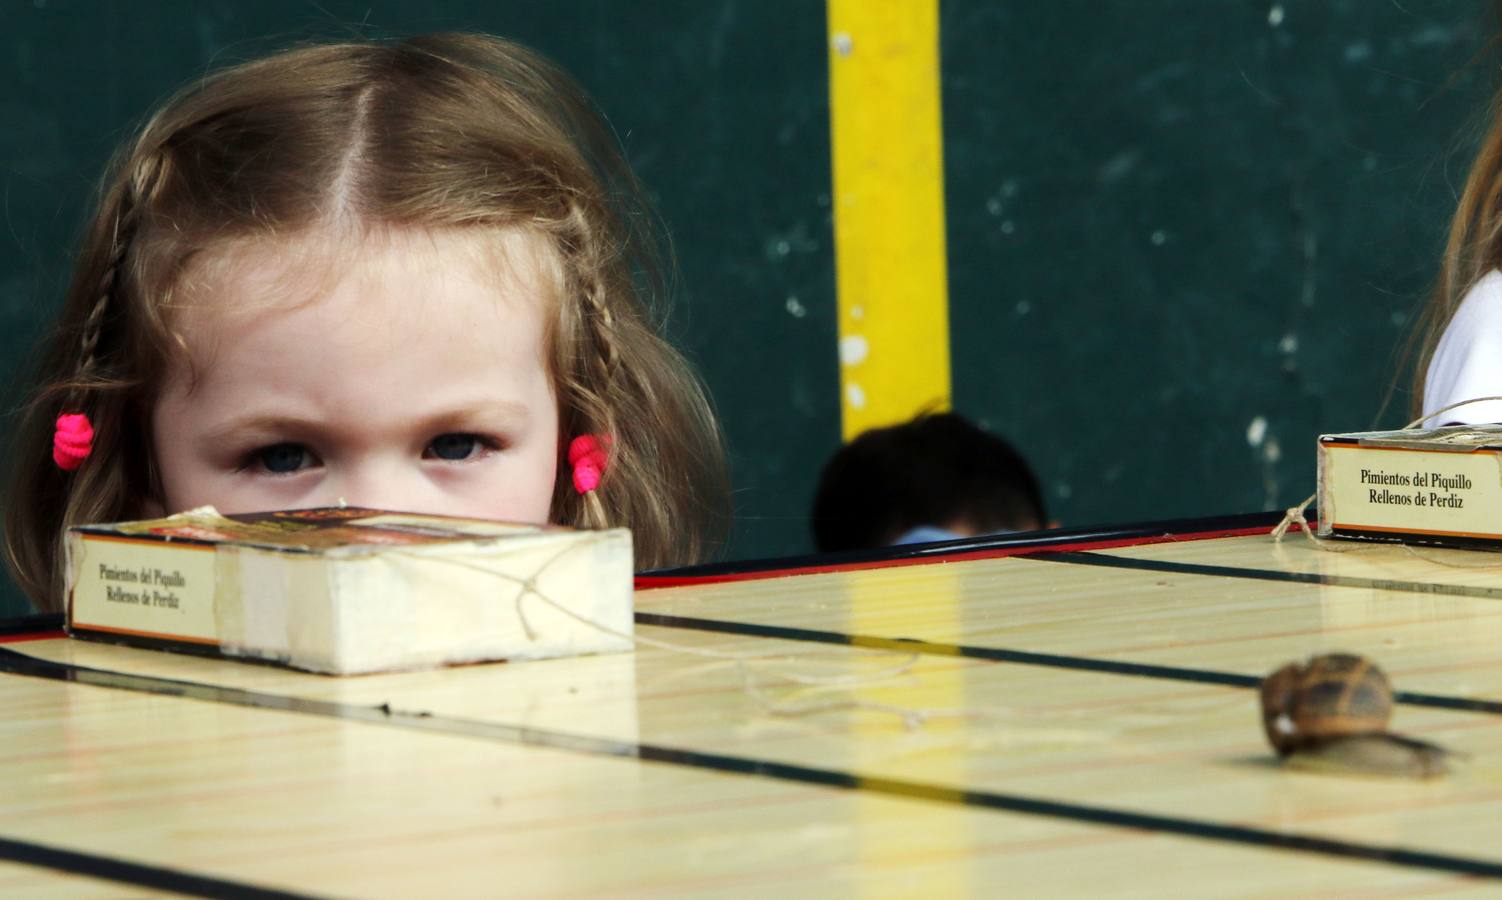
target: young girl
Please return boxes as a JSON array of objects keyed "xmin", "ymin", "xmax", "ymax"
[
  {"xmin": 4, "ymin": 33, "xmax": 729, "ymax": 613},
  {"xmin": 1415, "ymin": 83, "xmax": 1502, "ymax": 426}
]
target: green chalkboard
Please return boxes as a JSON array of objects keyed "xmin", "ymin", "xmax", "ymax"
[
  {"xmin": 0, "ymin": 1, "xmax": 1496, "ymax": 617},
  {"xmin": 941, "ymin": 0, "xmax": 1492, "ymax": 531}
]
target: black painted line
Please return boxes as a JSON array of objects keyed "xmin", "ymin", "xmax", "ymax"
[
  {"xmin": 4, "ymin": 648, "xmax": 1502, "ymax": 881},
  {"xmin": 0, "ymin": 646, "xmax": 640, "ymax": 755},
  {"xmin": 632, "ymin": 613, "xmax": 1502, "ymax": 716},
  {"xmin": 638, "ymin": 612, "xmax": 1257, "ymax": 686},
  {"xmin": 1030, "ymin": 549, "xmax": 1502, "ymax": 600},
  {"xmin": 0, "ymin": 835, "xmax": 320, "ymax": 899}
]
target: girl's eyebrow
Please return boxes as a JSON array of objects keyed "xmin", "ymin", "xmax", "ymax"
[
  {"xmin": 199, "ymin": 404, "xmax": 532, "ymax": 445},
  {"xmin": 199, "ymin": 415, "xmax": 326, "ymax": 446}
]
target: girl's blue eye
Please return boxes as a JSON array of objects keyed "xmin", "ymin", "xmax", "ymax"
[
  {"xmin": 427, "ymin": 433, "xmax": 482, "ymax": 461},
  {"xmin": 257, "ymin": 443, "xmax": 311, "ymax": 474}
]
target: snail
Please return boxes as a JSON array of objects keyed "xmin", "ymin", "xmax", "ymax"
[{"xmin": 1259, "ymin": 653, "xmax": 1452, "ymax": 778}]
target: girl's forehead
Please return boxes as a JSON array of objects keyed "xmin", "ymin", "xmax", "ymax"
[
  {"xmin": 159, "ymin": 226, "xmax": 563, "ymax": 397},
  {"xmin": 173, "ymin": 225, "xmax": 562, "ymax": 329}
]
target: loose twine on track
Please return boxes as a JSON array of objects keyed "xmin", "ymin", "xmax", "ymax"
[
  {"xmin": 1272, "ymin": 395, "xmax": 1502, "ymax": 568},
  {"xmin": 406, "ymin": 541, "xmax": 1238, "ymax": 735},
  {"xmin": 409, "ymin": 543, "xmax": 968, "ymax": 729}
]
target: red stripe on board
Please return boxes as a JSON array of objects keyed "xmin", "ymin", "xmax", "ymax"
[
  {"xmin": 0, "ymin": 630, "xmax": 66, "ymax": 644},
  {"xmin": 635, "ymin": 522, "xmax": 1300, "ymax": 590}
]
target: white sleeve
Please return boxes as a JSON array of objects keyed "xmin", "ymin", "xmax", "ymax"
[{"xmin": 1422, "ymin": 270, "xmax": 1502, "ymax": 425}]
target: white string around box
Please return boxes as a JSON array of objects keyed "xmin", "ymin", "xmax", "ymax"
[{"xmin": 1273, "ymin": 395, "xmax": 1502, "ymax": 568}]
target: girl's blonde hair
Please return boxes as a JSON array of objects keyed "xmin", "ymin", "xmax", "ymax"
[
  {"xmin": 5, "ymin": 33, "xmax": 729, "ymax": 611},
  {"xmin": 1412, "ymin": 70, "xmax": 1502, "ymax": 416}
]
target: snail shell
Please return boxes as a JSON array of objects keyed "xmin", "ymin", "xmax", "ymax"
[{"xmin": 1260, "ymin": 653, "xmax": 1393, "ymax": 756}]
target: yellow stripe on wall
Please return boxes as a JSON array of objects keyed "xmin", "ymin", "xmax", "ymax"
[{"xmin": 828, "ymin": 0, "xmax": 951, "ymax": 441}]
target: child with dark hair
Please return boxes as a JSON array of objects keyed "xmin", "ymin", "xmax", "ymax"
[{"xmin": 811, "ymin": 412, "xmax": 1047, "ymax": 552}]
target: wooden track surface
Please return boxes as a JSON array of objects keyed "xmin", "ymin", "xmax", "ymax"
[{"xmin": 5, "ymin": 528, "xmax": 1502, "ymax": 897}]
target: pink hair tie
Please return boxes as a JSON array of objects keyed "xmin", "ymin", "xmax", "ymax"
[
  {"xmin": 568, "ymin": 434, "xmax": 610, "ymax": 494},
  {"xmin": 53, "ymin": 413, "xmax": 95, "ymax": 471}
]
